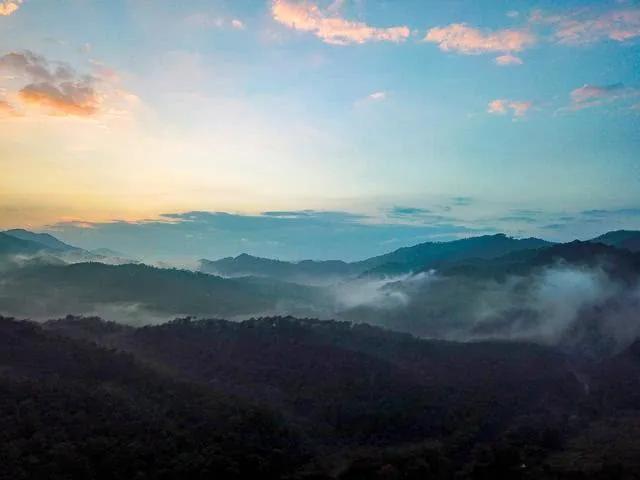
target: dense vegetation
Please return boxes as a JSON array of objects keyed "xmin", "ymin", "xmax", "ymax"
[{"xmin": 2, "ymin": 315, "xmax": 640, "ymax": 479}]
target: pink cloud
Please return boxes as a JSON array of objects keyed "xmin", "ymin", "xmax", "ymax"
[
  {"xmin": 509, "ymin": 101, "xmax": 533, "ymax": 117},
  {"xmin": 488, "ymin": 98, "xmax": 532, "ymax": 117},
  {"xmin": 231, "ymin": 19, "xmax": 245, "ymax": 30},
  {"xmin": 488, "ymin": 99, "xmax": 508, "ymax": 115},
  {"xmin": 569, "ymin": 83, "xmax": 640, "ymax": 110},
  {"xmin": 271, "ymin": 0, "xmax": 410, "ymax": 45},
  {"xmin": 424, "ymin": 23, "xmax": 535, "ymax": 55},
  {"xmin": 494, "ymin": 53, "xmax": 523, "ymax": 66},
  {"xmin": 532, "ymin": 7, "xmax": 640, "ymax": 45},
  {"xmin": 0, "ymin": 0, "xmax": 22, "ymax": 16}
]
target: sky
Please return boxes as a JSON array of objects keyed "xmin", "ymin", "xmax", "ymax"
[{"xmin": 1, "ymin": 0, "xmax": 639, "ymax": 261}]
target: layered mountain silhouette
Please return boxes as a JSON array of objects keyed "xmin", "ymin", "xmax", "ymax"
[
  {"xmin": 3, "ymin": 228, "xmax": 640, "ymax": 477},
  {"xmin": 2, "ymin": 229, "xmax": 640, "ymax": 350},
  {"xmin": 200, "ymin": 233, "xmax": 553, "ymax": 281}
]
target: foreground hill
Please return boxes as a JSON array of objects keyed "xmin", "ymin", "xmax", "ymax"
[
  {"xmin": 1, "ymin": 314, "xmax": 640, "ymax": 478},
  {"xmin": 0, "ymin": 317, "xmax": 305, "ymax": 480}
]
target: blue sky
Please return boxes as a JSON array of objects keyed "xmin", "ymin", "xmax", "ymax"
[{"xmin": 0, "ymin": 0, "xmax": 639, "ymax": 260}]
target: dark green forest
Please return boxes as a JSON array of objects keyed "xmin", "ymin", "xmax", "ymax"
[{"xmin": 2, "ymin": 315, "xmax": 640, "ymax": 479}]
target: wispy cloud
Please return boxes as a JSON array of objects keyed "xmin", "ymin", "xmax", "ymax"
[
  {"xmin": 488, "ymin": 99, "xmax": 532, "ymax": 117},
  {"xmin": 451, "ymin": 196, "xmax": 474, "ymax": 206},
  {"xmin": 390, "ymin": 206, "xmax": 432, "ymax": 216},
  {"xmin": 0, "ymin": 0, "xmax": 22, "ymax": 16},
  {"xmin": 0, "ymin": 98, "xmax": 19, "ymax": 116},
  {"xmin": 184, "ymin": 13, "xmax": 246, "ymax": 30},
  {"xmin": 424, "ymin": 23, "xmax": 535, "ymax": 64},
  {"xmin": 367, "ymin": 91, "xmax": 387, "ymax": 101},
  {"xmin": 494, "ymin": 53, "xmax": 523, "ymax": 66},
  {"xmin": 231, "ymin": 19, "xmax": 245, "ymax": 30},
  {"xmin": 271, "ymin": 0, "xmax": 410, "ymax": 45},
  {"xmin": 568, "ymin": 83, "xmax": 640, "ymax": 110},
  {"xmin": 532, "ymin": 6, "xmax": 640, "ymax": 45}
]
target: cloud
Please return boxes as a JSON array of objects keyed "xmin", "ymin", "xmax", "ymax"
[
  {"xmin": 569, "ymin": 83, "xmax": 640, "ymax": 110},
  {"xmin": 0, "ymin": 0, "xmax": 22, "ymax": 16},
  {"xmin": 184, "ymin": 13, "xmax": 246, "ymax": 30},
  {"xmin": 367, "ymin": 91, "xmax": 386, "ymax": 101},
  {"xmin": 494, "ymin": 53, "xmax": 523, "ymax": 66},
  {"xmin": 532, "ymin": 7, "xmax": 640, "ymax": 45},
  {"xmin": 390, "ymin": 206, "xmax": 432, "ymax": 216},
  {"xmin": 0, "ymin": 99, "xmax": 18, "ymax": 116},
  {"xmin": 488, "ymin": 99, "xmax": 532, "ymax": 117},
  {"xmin": 0, "ymin": 50, "xmax": 65, "ymax": 83},
  {"xmin": 0, "ymin": 50, "xmax": 135, "ymax": 117},
  {"xmin": 271, "ymin": 0, "xmax": 410, "ymax": 45},
  {"xmin": 451, "ymin": 196, "xmax": 473, "ymax": 206},
  {"xmin": 424, "ymin": 23, "xmax": 535, "ymax": 63},
  {"xmin": 581, "ymin": 208, "xmax": 640, "ymax": 218},
  {"xmin": 18, "ymin": 82, "xmax": 99, "ymax": 116}
]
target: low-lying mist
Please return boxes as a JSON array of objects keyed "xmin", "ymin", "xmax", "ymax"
[
  {"xmin": 1, "ymin": 251, "xmax": 639, "ymax": 356},
  {"xmin": 330, "ymin": 263, "xmax": 640, "ymax": 356}
]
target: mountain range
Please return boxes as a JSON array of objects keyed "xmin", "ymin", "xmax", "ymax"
[
  {"xmin": 3, "ymin": 228, "xmax": 640, "ymax": 478},
  {"xmin": 200, "ymin": 231, "xmax": 640, "ymax": 282},
  {"xmin": 0, "ymin": 229, "xmax": 135, "ymax": 266},
  {"xmin": 2, "ymin": 228, "xmax": 640, "ymax": 352}
]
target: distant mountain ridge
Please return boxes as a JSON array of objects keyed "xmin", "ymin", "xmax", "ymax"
[
  {"xmin": 0, "ymin": 229, "xmax": 136, "ymax": 265},
  {"xmin": 590, "ymin": 229, "xmax": 640, "ymax": 252},
  {"xmin": 201, "ymin": 233, "xmax": 554, "ymax": 281},
  {"xmin": 200, "ymin": 253, "xmax": 357, "ymax": 284},
  {"xmin": 3, "ymin": 228, "xmax": 80, "ymax": 252},
  {"xmin": 0, "ymin": 232, "xmax": 49, "ymax": 256}
]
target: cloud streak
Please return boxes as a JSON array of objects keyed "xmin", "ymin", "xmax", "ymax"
[
  {"xmin": 568, "ymin": 83, "xmax": 640, "ymax": 111},
  {"xmin": 271, "ymin": 0, "xmax": 410, "ymax": 45},
  {"xmin": 424, "ymin": 23, "xmax": 535, "ymax": 63},
  {"xmin": 532, "ymin": 7, "xmax": 640, "ymax": 45}
]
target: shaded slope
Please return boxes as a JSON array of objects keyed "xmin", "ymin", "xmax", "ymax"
[
  {"xmin": 591, "ymin": 230, "xmax": 640, "ymax": 252},
  {"xmin": 0, "ymin": 262, "xmax": 320, "ymax": 319},
  {"xmin": 0, "ymin": 316, "xmax": 306, "ymax": 480}
]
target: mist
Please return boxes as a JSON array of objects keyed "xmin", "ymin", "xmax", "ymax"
[
  {"xmin": 325, "ymin": 263, "xmax": 640, "ymax": 356},
  {"xmin": 2, "ymin": 247, "xmax": 640, "ymax": 357}
]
